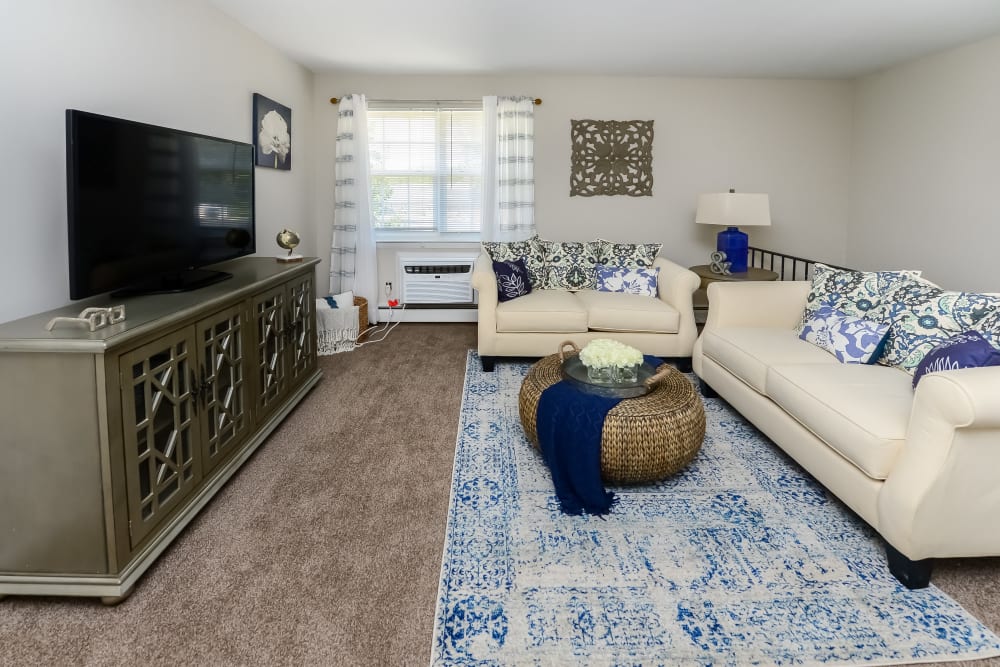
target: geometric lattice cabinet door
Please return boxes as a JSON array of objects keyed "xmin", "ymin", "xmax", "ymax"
[
  {"xmin": 196, "ymin": 304, "xmax": 250, "ymax": 475},
  {"xmin": 286, "ymin": 273, "xmax": 316, "ymax": 385},
  {"xmin": 252, "ymin": 285, "xmax": 289, "ymax": 420},
  {"xmin": 119, "ymin": 328, "xmax": 202, "ymax": 547}
]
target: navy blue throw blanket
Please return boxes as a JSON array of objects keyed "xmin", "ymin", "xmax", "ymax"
[{"xmin": 536, "ymin": 355, "xmax": 662, "ymax": 516}]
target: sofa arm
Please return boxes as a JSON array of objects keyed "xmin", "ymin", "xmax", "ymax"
[
  {"xmin": 653, "ymin": 257, "xmax": 699, "ymax": 308},
  {"xmin": 702, "ymin": 281, "xmax": 811, "ymax": 331},
  {"xmin": 471, "ymin": 251, "xmax": 495, "ymax": 293},
  {"xmin": 878, "ymin": 366, "xmax": 1000, "ymax": 559},
  {"xmin": 472, "ymin": 252, "xmax": 499, "ymax": 355},
  {"xmin": 653, "ymin": 258, "xmax": 700, "ymax": 354}
]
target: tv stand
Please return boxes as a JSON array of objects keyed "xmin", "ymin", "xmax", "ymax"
[
  {"xmin": 111, "ymin": 267, "xmax": 233, "ymax": 298},
  {"xmin": 0, "ymin": 257, "xmax": 320, "ymax": 602}
]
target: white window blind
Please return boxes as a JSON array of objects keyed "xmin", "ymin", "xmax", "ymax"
[{"xmin": 368, "ymin": 101, "xmax": 482, "ymax": 235}]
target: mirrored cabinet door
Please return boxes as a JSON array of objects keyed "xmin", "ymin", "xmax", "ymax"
[
  {"xmin": 196, "ymin": 304, "xmax": 251, "ymax": 475},
  {"xmin": 119, "ymin": 329, "xmax": 202, "ymax": 547}
]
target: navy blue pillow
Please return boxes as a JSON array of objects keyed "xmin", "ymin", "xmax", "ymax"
[
  {"xmin": 493, "ymin": 258, "xmax": 532, "ymax": 302},
  {"xmin": 912, "ymin": 330, "xmax": 1000, "ymax": 388}
]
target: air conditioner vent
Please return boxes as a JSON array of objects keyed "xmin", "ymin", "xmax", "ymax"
[
  {"xmin": 397, "ymin": 255, "xmax": 478, "ymax": 305},
  {"xmin": 404, "ymin": 264, "xmax": 472, "ymax": 274}
]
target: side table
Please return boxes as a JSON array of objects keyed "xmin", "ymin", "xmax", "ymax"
[{"xmin": 690, "ymin": 264, "xmax": 779, "ymax": 324}]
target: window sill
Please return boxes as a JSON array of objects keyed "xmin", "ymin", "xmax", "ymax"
[{"xmin": 374, "ymin": 232, "xmax": 481, "ymax": 244}]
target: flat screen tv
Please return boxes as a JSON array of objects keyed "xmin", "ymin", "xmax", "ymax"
[{"xmin": 66, "ymin": 110, "xmax": 255, "ymax": 299}]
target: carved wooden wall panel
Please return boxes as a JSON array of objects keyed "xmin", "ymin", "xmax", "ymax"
[{"xmin": 570, "ymin": 119, "xmax": 654, "ymax": 197}]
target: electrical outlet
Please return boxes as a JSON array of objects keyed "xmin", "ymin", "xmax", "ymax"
[{"xmin": 384, "ymin": 281, "xmax": 393, "ymax": 296}]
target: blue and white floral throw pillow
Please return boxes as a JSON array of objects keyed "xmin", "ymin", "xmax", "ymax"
[
  {"xmin": 797, "ymin": 263, "xmax": 921, "ymax": 333},
  {"xmin": 876, "ymin": 278, "xmax": 1000, "ymax": 373},
  {"xmin": 482, "ymin": 235, "xmax": 546, "ymax": 288},
  {"xmin": 492, "ymin": 258, "xmax": 532, "ymax": 302},
  {"xmin": 799, "ymin": 306, "xmax": 890, "ymax": 364},
  {"xmin": 596, "ymin": 239, "xmax": 662, "ymax": 269},
  {"xmin": 595, "ymin": 265, "xmax": 659, "ymax": 297},
  {"xmin": 540, "ymin": 240, "xmax": 601, "ymax": 290}
]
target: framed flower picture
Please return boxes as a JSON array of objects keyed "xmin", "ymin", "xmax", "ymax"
[{"xmin": 253, "ymin": 93, "xmax": 291, "ymax": 170}]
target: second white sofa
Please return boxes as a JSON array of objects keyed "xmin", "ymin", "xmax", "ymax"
[
  {"xmin": 693, "ymin": 280, "xmax": 1000, "ymax": 588},
  {"xmin": 473, "ymin": 252, "xmax": 700, "ymax": 371}
]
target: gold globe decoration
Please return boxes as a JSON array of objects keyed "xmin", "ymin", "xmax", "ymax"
[{"xmin": 276, "ymin": 229, "xmax": 303, "ymax": 262}]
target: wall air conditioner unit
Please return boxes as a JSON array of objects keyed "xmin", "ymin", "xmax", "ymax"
[{"xmin": 397, "ymin": 255, "xmax": 478, "ymax": 305}]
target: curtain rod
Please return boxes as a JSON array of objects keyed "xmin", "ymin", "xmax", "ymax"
[{"xmin": 329, "ymin": 96, "xmax": 541, "ymax": 105}]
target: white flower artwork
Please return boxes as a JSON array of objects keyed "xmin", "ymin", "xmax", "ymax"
[{"xmin": 253, "ymin": 93, "xmax": 292, "ymax": 170}]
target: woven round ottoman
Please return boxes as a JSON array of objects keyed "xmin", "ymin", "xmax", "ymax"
[{"xmin": 518, "ymin": 352, "xmax": 705, "ymax": 484}]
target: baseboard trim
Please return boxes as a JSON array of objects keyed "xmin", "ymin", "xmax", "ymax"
[{"xmin": 377, "ymin": 308, "xmax": 477, "ymax": 323}]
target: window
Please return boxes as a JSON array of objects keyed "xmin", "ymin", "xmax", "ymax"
[{"xmin": 368, "ymin": 101, "xmax": 482, "ymax": 237}]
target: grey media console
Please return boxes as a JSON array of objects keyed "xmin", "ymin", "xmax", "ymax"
[{"xmin": 0, "ymin": 257, "xmax": 321, "ymax": 603}]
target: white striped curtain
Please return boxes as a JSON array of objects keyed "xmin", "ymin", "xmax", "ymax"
[
  {"xmin": 331, "ymin": 94, "xmax": 378, "ymax": 325},
  {"xmin": 481, "ymin": 96, "xmax": 535, "ymax": 242}
]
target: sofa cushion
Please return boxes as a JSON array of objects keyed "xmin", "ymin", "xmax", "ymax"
[
  {"xmin": 912, "ymin": 330, "xmax": 1000, "ymax": 388},
  {"xmin": 492, "ymin": 258, "xmax": 532, "ymax": 302},
  {"xmin": 595, "ymin": 265, "xmax": 659, "ymax": 297},
  {"xmin": 973, "ymin": 308, "xmax": 1000, "ymax": 348},
  {"xmin": 766, "ymin": 363, "xmax": 913, "ymax": 480},
  {"xmin": 797, "ymin": 263, "xmax": 921, "ymax": 332},
  {"xmin": 574, "ymin": 290, "xmax": 679, "ymax": 334},
  {"xmin": 482, "ymin": 235, "xmax": 546, "ymax": 288},
  {"xmin": 540, "ymin": 240, "xmax": 601, "ymax": 290},
  {"xmin": 495, "ymin": 290, "xmax": 588, "ymax": 333},
  {"xmin": 876, "ymin": 277, "xmax": 1000, "ymax": 373},
  {"xmin": 798, "ymin": 306, "xmax": 890, "ymax": 364},
  {"xmin": 701, "ymin": 328, "xmax": 838, "ymax": 394},
  {"xmin": 596, "ymin": 239, "xmax": 662, "ymax": 269}
]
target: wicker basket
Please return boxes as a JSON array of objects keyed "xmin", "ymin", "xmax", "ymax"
[
  {"xmin": 354, "ymin": 296, "xmax": 368, "ymax": 340},
  {"xmin": 518, "ymin": 346, "xmax": 705, "ymax": 484}
]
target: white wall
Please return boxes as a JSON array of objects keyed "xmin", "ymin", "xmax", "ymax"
[
  {"xmin": 0, "ymin": 0, "xmax": 313, "ymax": 323},
  {"xmin": 849, "ymin": 34, "xmax": 1000, "ymax": 291},
  {"xmin": 312, "ymin": 73, "xmax": 854, "ymax": 303}
]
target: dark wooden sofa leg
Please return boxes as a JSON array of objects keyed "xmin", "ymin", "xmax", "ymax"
[
  {"xmin": 480, "ymin": 356, "xmax": 497, "ymax": 372},
  {"xmin": 698, "ymin": 378, "xmax": 718, "ymax": 398},
  {"xmin": 673, "ymin": 357, "xmax": 693, "ymax": 373},
  {"xmin": 886, "ymin": 543, "xmax": 933, "ymax": 589}
]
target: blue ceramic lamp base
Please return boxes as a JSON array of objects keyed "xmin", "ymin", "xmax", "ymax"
[{"xmin": 717, "ymin": 226, "xmax": 749, "ymax": 273}]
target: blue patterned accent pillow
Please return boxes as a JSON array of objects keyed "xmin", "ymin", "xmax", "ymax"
[
  {"xmin": 877, "ymin": 278, "xmax": 1000, "ymax": 373},
  {"xmin": 492, "ymin": 258, "xmax": 532, "ymax": 302},
  {"xmin": 972, "ymin": 307, "xmax": 1000, "ymax": 348},
  {"xmin": 595, "ymin": 265, "xmax": 659, "ymax": 297},
  {"xmin": 482, "ymin": 235, "xmax": 546, "ymax": 288},
  {"xmin": 797, "ymin": 263, "xmax": 921, "ymax": 333},
  {"xmin": 798, "ymin": 306, "xmax": 890, "ymax": 364},
  {"xmin": 596, "ymin": 239, "xmax": 662, "ymax": 269},
  {"xmin": 540, "ymin": 240, "xmax": 601, "ymax": 290},
  {"xmin": 912, "ymin": 330, "xmax": 1000, "ymax": 388}
]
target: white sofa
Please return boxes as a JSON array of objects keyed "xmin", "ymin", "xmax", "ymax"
[
  {"xmin": 693, "ymin": 280, "xmax": 1000, "ymax": 588},
  {"xmin": 472, "ymin": 252, "xmax": 700, "ymax": 371}
]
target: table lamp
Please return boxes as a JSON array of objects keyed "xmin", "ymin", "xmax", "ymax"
[{"xmin": 695, "ymin": 189, "xmax": 771, "ymax": 273}]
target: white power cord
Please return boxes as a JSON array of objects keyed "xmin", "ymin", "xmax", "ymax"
[{"xmin": 356, "ymin": 302, "xmax": 405, "ymax": 346}]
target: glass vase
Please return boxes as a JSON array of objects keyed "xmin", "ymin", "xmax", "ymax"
[
  {"xmin": 586, "ymin": 365, "xmax": 613, "ymax": 384},
  {"xmin": 617, "ymin": 364, "xmax": 640, "ymax": 384}
]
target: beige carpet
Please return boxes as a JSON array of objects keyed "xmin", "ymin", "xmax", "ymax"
[{"xmin": 0, "ymin": 322, "xmax": 997, "ymax": 666}]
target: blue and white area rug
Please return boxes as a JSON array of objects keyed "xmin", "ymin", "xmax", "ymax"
[{"xmin": 430, "ymin": 353, "xmax": 1000, "ymax": 666}]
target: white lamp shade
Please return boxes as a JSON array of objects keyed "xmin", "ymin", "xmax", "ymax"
[{"xmin": 695, "ymin": 192, "xmax": 771, "ymax": 227}]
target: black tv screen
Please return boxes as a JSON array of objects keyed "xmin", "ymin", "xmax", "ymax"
[{"xmin": 67, "ymin": 110, "xmax": 255, "ymax": 299}]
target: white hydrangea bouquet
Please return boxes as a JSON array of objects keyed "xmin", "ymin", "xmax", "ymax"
[{"xmin": 579, "ymin": 338, "xmax": 644, "ymax": 384}]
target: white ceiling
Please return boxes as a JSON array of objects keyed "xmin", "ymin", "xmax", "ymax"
[{"xmin": 209, "ymin": 0, "xmax": 1000, "ymax": 79}]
